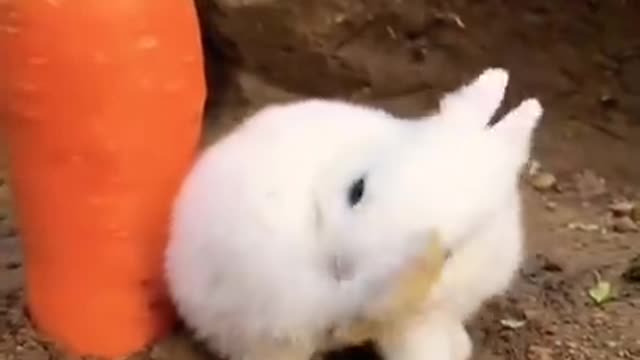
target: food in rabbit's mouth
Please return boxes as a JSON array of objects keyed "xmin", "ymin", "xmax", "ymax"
[{"xmin": 328, "ymin": 230, "xmax": 447, "ymax": 346}]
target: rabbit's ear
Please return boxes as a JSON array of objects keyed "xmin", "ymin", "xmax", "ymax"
[
  {"xmin": 490, "ymin": 98, "xmax": 543, "ymax": 164},
  {"xmin": 437, "ymin": 68, "xmax": 509, "ymax": 128}
]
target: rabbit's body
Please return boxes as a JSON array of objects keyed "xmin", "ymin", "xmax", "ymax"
[
  {"xmin": 377, "ymin": 195, "xmax": 524, "ymax": 360},
  {"xmin": 165, "ymin": 68, "xmax": 543, "ymax": 360},
  {"xmin": 166, "ymin": 101, "xmax": 417, "ymax": 359}
]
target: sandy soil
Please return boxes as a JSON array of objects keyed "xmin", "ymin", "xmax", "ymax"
[{"xmin": 1, "ymin": 1, "xmax": 640, "ymax": 359}]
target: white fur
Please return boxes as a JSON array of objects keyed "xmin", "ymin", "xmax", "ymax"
[
  {"xmin": 376, "ymin": 72, "xmax": 542, "ymax": 360},
  {"xmin": 165, "ymin": 68, "xmax": 543, "ymax": 360},
  {"xmin": 378, "ymin": 311, "xmax": 472, "ymax": 360}
]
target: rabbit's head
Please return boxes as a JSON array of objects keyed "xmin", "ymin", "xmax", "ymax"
[{"xmin": 313, "ymin": 68, "xmax": 543, "ymax": 283}]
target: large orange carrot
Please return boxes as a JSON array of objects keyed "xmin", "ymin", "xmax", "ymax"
[{"xmin": 0, "ymin": 0, "xmax": 206, "ymax": 357}]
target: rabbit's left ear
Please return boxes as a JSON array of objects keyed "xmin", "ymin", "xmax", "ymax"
[
  {"xmin": 437, "ymin": 68, "xmax": 509, "ymax": 129},
  {"xmin": 490, "ymin": 98, "xmax": 543, "ymax": 164}
]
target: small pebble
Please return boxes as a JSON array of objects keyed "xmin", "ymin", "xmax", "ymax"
[
  {"xmin": 622, "ymin": 255, "xmax": 640, "ymax": 283},
  {"xmin": 611, "ymin": 217, "xmax": 639, "ymax": 233},
  {"xmin": 553, "ymin": 340, "xmax": 562, "ymax": 347},
  {"xmin": 600, "ymin": 93, "xmax": 617, "ymax": 108},
  {"xmin": 567, "ymin": 222, "xmax": 600, "ymax": 232},
  {"xmin": 631, "ymin": 205, "xmax": 640, "ymax": 222},
  {"xmin": 531, "ymin": 172, "xmax": 557, "ymax": 191},
  {"xmin": 527, "ymin": 159, "xmax": 542, "ymax": 176},
  {"xmin": 609, "ymin": 201, "xmax": 635, "ymax": 217},
  {"xmin": 15, "ymin": 348, "xmax": 48, "ymax": 360},
  {"xmin": 543, "ymin": 325, "xmax": 557, "ymax": 335},
  {"xmin": 500, "ymin": 318, "xmax": 527, "ymax": 329},
  {"xmin": 527, "ymin": 345, "xmax": 554, "ymax": 360},
  {"xmin": 574, "ymin": 169, "xmax": 607, "ymax": 199}
]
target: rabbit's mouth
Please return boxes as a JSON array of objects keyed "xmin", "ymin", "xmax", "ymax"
[
  {"xmin": 324, "ymin": 232, "xmax": 449, "ymax": 348},
  {"xmin": 330, "ymin": 254, "xmax": 355, "ymax": 283}
]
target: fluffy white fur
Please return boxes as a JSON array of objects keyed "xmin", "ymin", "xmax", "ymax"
[{"xmin": 165, "ymin": 68, "xmax": 543, "ymax": 360}]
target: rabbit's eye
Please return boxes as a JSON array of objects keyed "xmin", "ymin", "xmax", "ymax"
[{"xmin": 347, "ymin": 177, "xmax": 366, "ymax": 207}]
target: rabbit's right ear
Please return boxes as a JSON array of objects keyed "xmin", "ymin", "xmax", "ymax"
[
  {"xmin": 490, "ymin": 98, "xmax": 543, "ymax": 165},
  {"xmin": 437, "ymin": 68, "xmax": 509, "ymax": 129}
]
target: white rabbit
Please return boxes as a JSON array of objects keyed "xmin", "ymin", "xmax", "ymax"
[
  {"xmin": 375, "ymin": 72, "xmax": 542, "ymax": 360},
  {"xmin": 164, "ymin": 67, "xmax": 543, "ymax": 360}
]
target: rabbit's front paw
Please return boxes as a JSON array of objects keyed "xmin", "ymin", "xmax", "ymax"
[
  {"xmin": 378, "ymin": 312, "xmax": 471, "ymax": 360},
  {"xmin": 450, "ymin": 320, "xmax": 472, "ymax": 360}
]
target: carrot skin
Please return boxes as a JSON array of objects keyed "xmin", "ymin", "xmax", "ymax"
[{"xmin": 0, "ymin": 1, "xmax": 206, "ymax": 356}]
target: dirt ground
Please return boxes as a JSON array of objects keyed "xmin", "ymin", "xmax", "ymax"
[{"xmin": 2, "ymin": 1, "xmax": 640, "ymax": 360}]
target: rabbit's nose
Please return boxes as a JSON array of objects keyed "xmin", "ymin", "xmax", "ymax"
[
  {"xmin": 330, "ymin": 254, "xmax": 355, "ymax": 282},
  {"xmin": 444, "ymin": 249, "xmax": 453, "ymax": 261}
]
